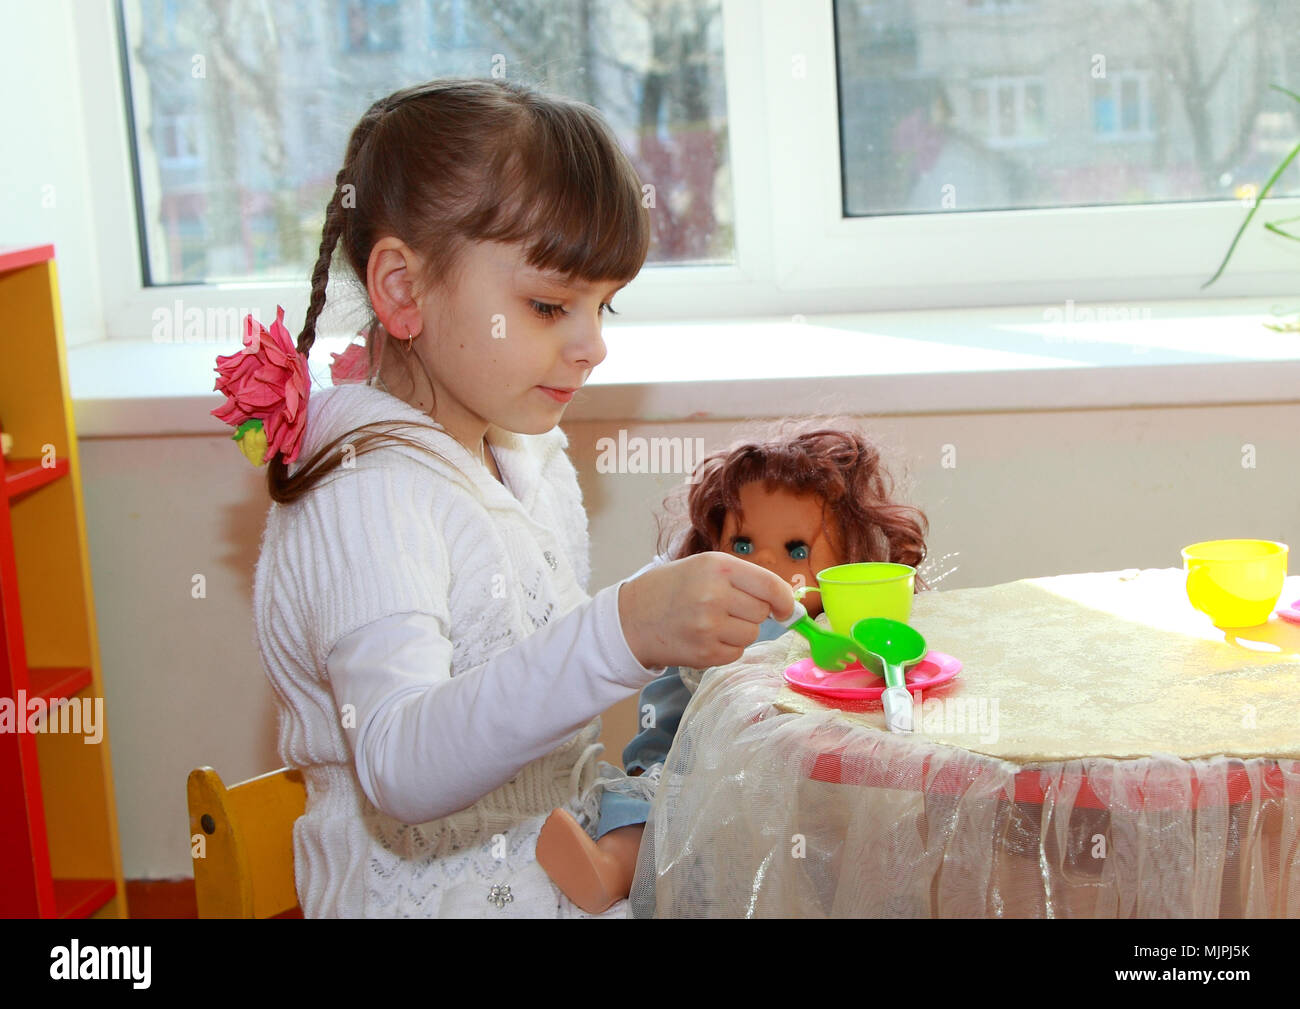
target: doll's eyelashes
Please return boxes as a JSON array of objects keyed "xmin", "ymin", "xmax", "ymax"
[{"xmin": 731, "ymin": 537, "xmax": 809, "ymax": 560}]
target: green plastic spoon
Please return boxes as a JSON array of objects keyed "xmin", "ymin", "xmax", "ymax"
[
  {"xmin": 851, "ymin": 618, "xmax": 928, "ymax": 732},
  {"xmin": 774, "ymin": 602, "xmax": 885, "ymax": 676}
]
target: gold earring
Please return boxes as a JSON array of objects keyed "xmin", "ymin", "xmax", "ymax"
[{"xmin": 403, "ymin": 330, "xmax": 415, "ymax": 354}]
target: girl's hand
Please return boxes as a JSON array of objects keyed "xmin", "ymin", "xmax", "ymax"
[{"xmin": 617, "ymin": 552, "xmax": 796, "ymax": 670}]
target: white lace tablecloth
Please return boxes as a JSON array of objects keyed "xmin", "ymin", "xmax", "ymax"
[{"xmin": 629, "ymin": 569, "xmax": 1300, "ymax": 918}]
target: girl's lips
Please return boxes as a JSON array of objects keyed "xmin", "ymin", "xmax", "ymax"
[{"xmin": 538, "ymin": 386, "xmax": 576, "ymax": 403}]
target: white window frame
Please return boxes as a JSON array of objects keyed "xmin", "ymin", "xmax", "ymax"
[{"xmin": 74, "ymin": 0, "xmax": 1300, "ymax": 343}]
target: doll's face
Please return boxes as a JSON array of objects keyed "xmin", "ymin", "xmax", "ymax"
[{"xmin": 718, "ymin": 481, "xmax": 844, "ymax": 618}]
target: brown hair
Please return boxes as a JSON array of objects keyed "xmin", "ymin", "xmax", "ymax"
[
  {"xmin": 655, "ymin": 418, "xmax": 932, "ymax": 591},
  {"xmin": 269, "ymin": 77, "xmax": 651, "ymax": 503}
]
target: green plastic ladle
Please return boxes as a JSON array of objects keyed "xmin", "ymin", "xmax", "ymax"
[
  {"xmin": 851, "ymin": 618, "xmax": 928, "ymax": 732},
  {"xmin": 851, "ymin": 618, "xmax": 927, "ymax": 687},
  {"xmin": 774, "ymin": 602, "xmax": 885, "ymax": 676}
]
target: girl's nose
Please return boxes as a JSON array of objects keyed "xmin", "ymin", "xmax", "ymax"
[{"xmin": 568, "ymin": 311, "xmax": 608, "ymax": 369}]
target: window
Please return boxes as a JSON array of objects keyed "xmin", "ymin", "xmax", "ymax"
[
  {"xmin": 74, "ymin": 0, "xmax": 1300, "ymax": 342},
  {"xmin": 156, "ymin": 113, "xmax": 202, "ymax": 170},
  {"xmin": 836, "ymin": 0, "xmax": 1300, "ymax": 215},
  {"xmin": 114, "ymin": 0, "xmax": 730, "ymax": 288},
  {"xmin": 800, "ymin": 0, "xmax": 1300, "ymax": 308},
  {"xmin": 341, "ymin": 0, "xmax": 402, "ymax": 53},
  {"xmin": 968, "ymin": 77, "xmax": 1047, "ymax": 148},
  {"xmin": 1093, "ymin": 70, "xmax": 1154, "ymax": 140}
]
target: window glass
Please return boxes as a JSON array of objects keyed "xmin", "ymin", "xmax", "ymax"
[
  {"xmin": 119, "ymin": 0, "xmax": 730, "ymax": 284},
  {"xmin": 836, "ymin": 0, "xmax": 1300, "ymax": 214}
]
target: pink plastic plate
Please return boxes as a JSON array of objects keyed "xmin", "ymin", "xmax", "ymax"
[
  {"xmin": 784, "ymin": 651, "xmax": 963, "ymax": 701},
  {"xmin": 1278, "ymin": 599, "xmax": 1300, "ymax": 625}
]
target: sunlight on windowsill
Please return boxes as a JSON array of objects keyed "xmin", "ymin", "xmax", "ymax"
[{"xmin": 66, "ymin": 297, "xmax": 1300, "ymax": 438}]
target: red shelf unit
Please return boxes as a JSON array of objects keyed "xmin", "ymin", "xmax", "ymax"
[{"xmin": 0, "ymin": 243, "xmax": 126, "ymax": 918}]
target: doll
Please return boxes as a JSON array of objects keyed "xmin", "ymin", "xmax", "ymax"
[{"xmin": 535, "ymin": 420, "xmax": 931, "ymax": 913}]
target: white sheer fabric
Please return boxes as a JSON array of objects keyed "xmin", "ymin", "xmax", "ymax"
[{"xmin": 631, "ymin": 569, "xmax": 1300, "ymax": 918}]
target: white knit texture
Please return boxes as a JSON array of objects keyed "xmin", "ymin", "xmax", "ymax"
[{"xmin": 251, "ymin": 384, "xmax": 636, "ymax": 917}]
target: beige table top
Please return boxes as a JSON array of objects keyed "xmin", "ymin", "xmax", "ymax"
[{"xmin": 769, "ymin": 567, "xmax": 1300, "ymax": 763}]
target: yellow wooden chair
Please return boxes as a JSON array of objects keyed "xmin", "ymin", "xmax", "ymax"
[{"xmin": 187, "ymin": 766, "xmax": 306, "ymax": 918}]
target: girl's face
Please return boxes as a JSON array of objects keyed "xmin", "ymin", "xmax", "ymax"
[
  {"xmin": 718, "ymin": 481, "xmax": 844, "ymax": 619},
  {"xmin": 391, "ymin": 239, "xmax": 627, "ymax": 446}
]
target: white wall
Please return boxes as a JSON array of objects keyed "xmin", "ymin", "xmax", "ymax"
[
  {"xmin": 80, "ymin": 403, "xmax": 1299, "ymax": 878},
  {"xmin": 0, "ymin": 0, "xmax": 104, "ymax": 346}
]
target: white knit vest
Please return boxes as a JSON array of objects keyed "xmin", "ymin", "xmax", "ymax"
[{"xmin": 253, "ymin": 383, "xmax": 606, "ymax": 915}]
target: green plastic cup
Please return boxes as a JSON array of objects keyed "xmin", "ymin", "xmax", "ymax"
[{"xmin": 794, "ymin": 562, "xmax": 916, "ymax": 636}]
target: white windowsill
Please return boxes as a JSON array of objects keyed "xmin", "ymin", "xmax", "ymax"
[{"xmin": 66, "ymin": 296, "xmax": 1300, "ymax": 439}]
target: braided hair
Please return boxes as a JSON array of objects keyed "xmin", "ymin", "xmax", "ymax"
[{"xmin": 269, "ymin": 78, "xmax": 651, "ymax": 503}]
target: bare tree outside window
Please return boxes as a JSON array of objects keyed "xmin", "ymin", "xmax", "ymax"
[
  {"xmin": 836, "ymin": 0, "xmax": 1300, "ymax": 215},
  {"xmin": 120, "ymin": 0, "xmax": 729, "ymax": 285}
]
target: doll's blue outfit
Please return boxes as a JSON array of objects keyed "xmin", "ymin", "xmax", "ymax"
[{"xmin": 591, "ymin": 615, "xmax": 790, "ymax": 838}]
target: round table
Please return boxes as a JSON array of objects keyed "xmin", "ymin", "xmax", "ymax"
[{"xmin": 629, "ymin": 568, "xmax": 1300, "ymax": 917}]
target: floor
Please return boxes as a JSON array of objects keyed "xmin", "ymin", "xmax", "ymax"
[{"xmin": 125, "ymin": 879, "xmax": 302, "ymax": 918}]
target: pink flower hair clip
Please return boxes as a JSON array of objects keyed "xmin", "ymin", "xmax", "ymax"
[
  {"xmin": 212, "ymin": 305, "xmax": 310, "ymax": 467},
  {"xmin": 329, "ymin": 337, "xmax": 371, "ymax": 385}
]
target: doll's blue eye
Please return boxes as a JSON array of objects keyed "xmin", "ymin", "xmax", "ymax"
[
  {"xmin": 788, "ymin": 543, "xmax": 810, "ymax": 561},
  {"xmin": 732, "ymin": 537, "xmax": 753, "ymax": 555}
]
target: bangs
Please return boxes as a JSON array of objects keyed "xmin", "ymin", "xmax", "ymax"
[{"xmin": 465, "ymin": 100, "xmax": 652, "ymax": 283}]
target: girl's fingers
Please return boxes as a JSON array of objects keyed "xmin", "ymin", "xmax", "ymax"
[
  {"xmin": 716, "ymin": 616, "xmax": 766, "ymax": 651},
  {"xmin": 724, "ymin": 590, "xmax": 773, "ymax": 625},
  {"xmin": 721, "ymin": 554, "xmax": 797, "ymax": 620}
]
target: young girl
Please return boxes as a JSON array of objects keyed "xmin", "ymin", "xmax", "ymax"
[
  {"xmin": 535, "ymin": 420, "xmax": 931, "ymax": 913},
  {"xmin": 214, "ymin": 78, "xmax": 794, "ymax": 918}
]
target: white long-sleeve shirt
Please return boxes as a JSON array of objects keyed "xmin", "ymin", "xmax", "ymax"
[
  {"xmin": 251, "ymin": 383, "xmax": 665, "ymax": 917},
  {"xmin": 328, "ymin": 559, "xmax": 664, "ymax": 825}
]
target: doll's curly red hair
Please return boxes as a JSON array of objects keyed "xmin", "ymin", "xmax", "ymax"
[{"xmin": 655, "ymin": 418, "xmax": 932, "ymax": 591}]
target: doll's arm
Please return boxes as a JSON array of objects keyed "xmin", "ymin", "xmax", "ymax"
[{"xmin": 624, "ymin": 613, "xmax": 793, "ymax": 774}]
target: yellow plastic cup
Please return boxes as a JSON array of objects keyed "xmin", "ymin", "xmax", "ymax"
[
  {"xmin": 1181, "ymin": 539, "xmax": 1288, "ymax": 628},
  {"xmin": 794, "ymin": 562, "xmax": 915, "ymax": 636}
]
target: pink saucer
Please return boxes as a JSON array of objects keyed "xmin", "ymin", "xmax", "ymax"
[
  {"xmin": 1278, "ymin": 599, "xmax": 1300, "ymax": 625},
  {"xmin": 784, "ymin": 651, "xmax": 963, "ymax": 701}
]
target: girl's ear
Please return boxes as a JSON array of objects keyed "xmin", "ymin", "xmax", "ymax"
[{"xmin": 367, "ymin": 237, "xmax": 425, "ymax": 338}]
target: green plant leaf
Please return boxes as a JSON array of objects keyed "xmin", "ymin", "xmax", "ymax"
[
  {"xmin": 1262, "ymin": 214, "xmax": 1300, "ymax": 242},
  {"xmin": 1270, "ymin": 83, "xmax": 1300, "ymax": 106},
  {"xmin": 1202, "ymin": 83, "xmax": 1300, "ymax": 289},
  {"xmin": 1202, "ymin": 140, "xmax": 1300, "ymax": 289}
]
